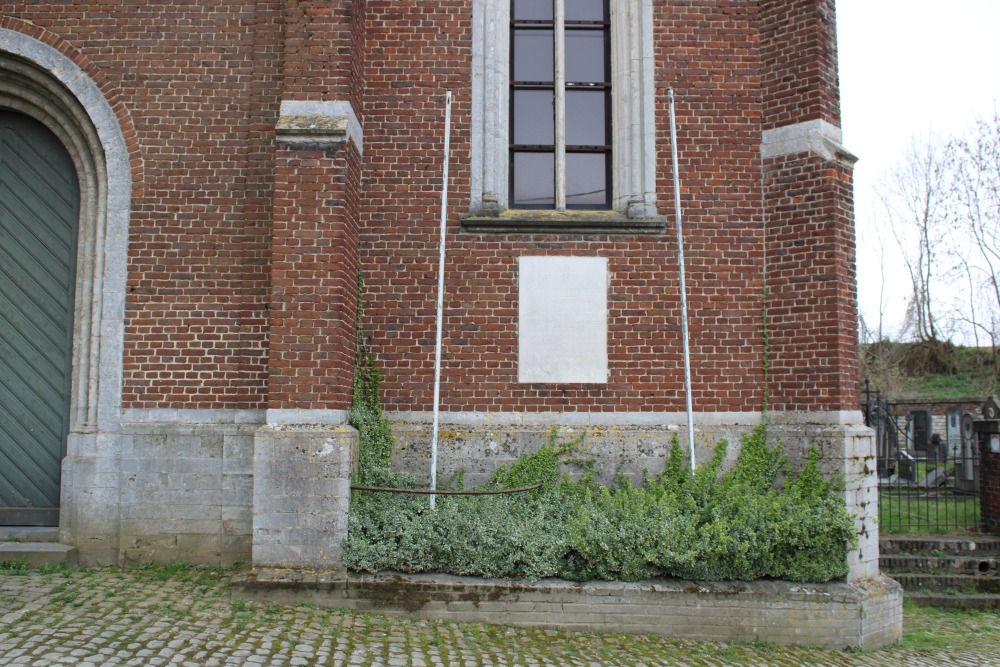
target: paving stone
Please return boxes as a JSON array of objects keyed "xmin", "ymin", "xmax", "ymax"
[{"xmin": 0, "ymin": 569, "xmax": 998, "ymax": 666}]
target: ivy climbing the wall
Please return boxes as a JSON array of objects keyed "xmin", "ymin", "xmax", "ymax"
[
  {"xmin": 349, "ymin": 352, "xmax": 395, "ymax": 484},
  {"xmin": 349, "ymin": 271, "xmax": 400, "ymax": 486}
]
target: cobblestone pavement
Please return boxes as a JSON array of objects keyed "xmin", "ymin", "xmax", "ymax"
[{"xmin": 2, "ymin": 567, "xmax": 999, "ymax": 667}]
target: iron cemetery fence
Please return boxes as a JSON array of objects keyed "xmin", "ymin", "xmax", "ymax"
[{"xmin": 863, "ymin": 381, "xmax": 982, "ymax": 534}]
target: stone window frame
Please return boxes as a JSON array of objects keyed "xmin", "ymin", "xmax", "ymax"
[{"xmin": 467, "ymin": 0, "xmax": 660, "ymax": 233}]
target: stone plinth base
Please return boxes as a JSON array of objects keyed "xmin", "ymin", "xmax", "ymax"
[
  {"xmin": 233, "ymin": 570, "xmax": 903, "ymax": 650},
  {"xmin": 61, "ymin": 410, "xmax": 263, "ymax": 567},
  {"xmin": 251, "ymin": 425, "xmax": 358, "ymax": 569}
]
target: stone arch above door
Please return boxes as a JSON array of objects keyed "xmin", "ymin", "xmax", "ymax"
[{"xmin": 0, "ymin": 28, "xmax": 131, "ymax": 437}]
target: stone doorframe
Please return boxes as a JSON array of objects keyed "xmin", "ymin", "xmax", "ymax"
[{"xmin": 0, "ymin": 29, "xmax": 130, "ymax": 557}]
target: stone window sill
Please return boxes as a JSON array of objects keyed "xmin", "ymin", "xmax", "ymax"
[{"xmin": 461, "ymin": 210, "xmax": 666, "ymax": 235}]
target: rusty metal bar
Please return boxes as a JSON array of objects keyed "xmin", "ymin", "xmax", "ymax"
[{"xmin": 351, "ymin": 482, "xmax": 543, "ymax": 496}]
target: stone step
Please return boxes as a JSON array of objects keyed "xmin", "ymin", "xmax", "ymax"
[
  {"xmin": 904, "ymin": 592, "xmax": 1000, "ymax": 610},
  {"xmin": 881, "ymin": 555, "xmax": 997, "ymax": 575},
  {"xmin": 879, "ymin": 535, "xmax": 1000, "ymax": 556},
  {"xmin": 892, "ymin": 573, "xmax": 1000, "ymax": 594},
  {"xmin": 0, "ymin": 527, "xmax": 59, "ymax": 543},
  {"xmin": 0, "ymin": 542, "xmax": 78, "ymax": 567}
]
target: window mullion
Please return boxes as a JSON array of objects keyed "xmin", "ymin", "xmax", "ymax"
[{"xmin": 553, "ymin": 0, "xmax": 566, "ymax": 211}]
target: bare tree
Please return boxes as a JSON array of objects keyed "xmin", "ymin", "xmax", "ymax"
[
  {"xmin": 877, "ymin": 137, "xmax": 953, "ymax": 342},
  {"xmin": 948, "ymin": 112, "xmax": 1000, "ymax": 363}
]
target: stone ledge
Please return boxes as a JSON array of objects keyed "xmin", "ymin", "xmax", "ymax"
[
  {"xmin": 461, "ymin": 209, "xmax": 665, "ymax": 235},
  {"xmin": 0, "ymin": 542, "xmax": 79, "ymax": 567},
  {"xmin": 275, "ymin": 100, "xmax": 363, "ymax": 153},
  {"xmin": 232, "ymin": 570, "xmax": 903, "ymax": 650},
  {"xmin": 761, "ymin": 118, "xmax": 858, "ymax": 166}
]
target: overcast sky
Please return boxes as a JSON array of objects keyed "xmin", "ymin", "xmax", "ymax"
[{"xmin": 837, "ymin": 0, "xmax": 1000, "ymax": 340}]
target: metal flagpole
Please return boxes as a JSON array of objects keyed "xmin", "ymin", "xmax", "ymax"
[
  {"xmin": 430, "ymin": 91, "xmax": 453, "ymax": 509},
  {"xmin": 668, "ymin": 88, "xmax": 696, "ymax": 474}
]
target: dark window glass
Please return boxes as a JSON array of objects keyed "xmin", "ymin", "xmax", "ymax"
[
  {"xmin": 513, "ymin": 89, "xmax": 555, "ymax": 145},
  {"xmin": 566, "ymin": 90, "xmax": 606, "ymax": 146},
  {"xmin": 513, "ymin": 0, "xmax": 552, "ymax": 21},
  {"xmin": 509, "ymin": 0, "xmax": 611, "ymax": 211},
  {"xmin": 512, "ymin": 152, "xmax": 555, "ymax": 208},
  {"xmin": 566, "ymin": 30, "xmax": 606, "ymax": 83},
  {"xmin": 566, "ymin": 0, "xmax": 606, "ymax": 22},
  {"xmin": 566, "ymin": 152, "xmax": 607, "ymax": 207},
  {"xmin": 512, "ymin": 29, "xmax": 554, "ymax": 82}
]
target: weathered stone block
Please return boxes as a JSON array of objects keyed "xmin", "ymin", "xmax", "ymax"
[{"xmin": 252, "ymin": 425, "xmax": 358, "ymax": 569}]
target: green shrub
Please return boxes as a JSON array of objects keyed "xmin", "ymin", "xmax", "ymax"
[
  {"xmin": 430, "ymin": 492, "xmax": 570, "ymax": 579},
  {"xmin": 344, "ymin": 424, "xmax": 856, "ymax": 583},
  {"xmin": 561, "ymin": 478, "xmax": 697, "ymax": 581},
  {"xmin": 769, "ymin": 447, "xmax": 856, "ymax": 582},
  {"xmin": 344, "ymin": 488, "xmax": 439, "ymax": 573},
  {"xmin": 484, "ymin": 434, "xmax": 573, "ymax": 490},
  {"xmin": 344, "ymin": 436, "xmax": 580, "ymax": 579}
]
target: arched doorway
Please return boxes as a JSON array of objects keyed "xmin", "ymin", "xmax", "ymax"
[
  {"xmin": 0, "ymin": 111, "xmax": 80, "ymax": 525},
  {"xmin": 0, "ymin": 29, "xmax": 130, "ymax": 557}
]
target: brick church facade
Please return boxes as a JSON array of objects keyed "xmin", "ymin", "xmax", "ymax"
[{"xmin": 2, "ymin": 0, "xmax": 879, "ymax": 591}]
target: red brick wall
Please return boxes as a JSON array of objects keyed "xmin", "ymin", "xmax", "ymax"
[
  {"xmin": 2, "ymin": 1, "xmax": 373, "ymax": 410},
  {"xmin": 281, "ymin": 0, "xmax": 366, "ymax": 108},
  {"xmin": 2, "ymin": 0, "xmax": 860, "ymax": 416},
  {"xmin": 760, "ymin": 0, "xmax": 859, "ymax": 411},
  {"xmin": 237, "ymin": 1, "xmax": 285, "ymax": 408},
  {"xmin": 763, "ymin": 153, "xmax": 858, "ymax": 410},
  {"xmin": 265, "ymin": 0, "xmax": 365, "ymax": 411},
  {"xmin": 3, "ymin": 1, "xmax": 282, "ymax": 408},
  {"xmin": 359, "ymin": 0, "xmax": 766, "ymax": 413},
  {"xmin": 759, "ymin": 0, "xmax": 841, "ymax": 130},
  {"xmin": 0, "ymin": 16, "xmax": 142, "ymax": 174},
  {"xmin": 267, "ymin": 141, "xmax": 361, "ymax": 410}
]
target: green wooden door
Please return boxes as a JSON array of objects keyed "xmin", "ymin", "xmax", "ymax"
[{"xmin": 0, "ymin": 111, "xmax": 79, "ymax": 526}]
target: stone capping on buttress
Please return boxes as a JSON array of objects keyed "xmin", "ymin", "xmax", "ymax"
[
  {"xmin": 761, "ymin": 118, "xmax": 858, "ymax": 167},
  {"xmin": 275, "ymin": 100, "xmax": 363, "ymax": 153}
]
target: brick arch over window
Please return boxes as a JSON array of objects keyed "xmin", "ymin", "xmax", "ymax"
[{"xmin": 0, "ymin": 29, "xmax": 131, "ymax": 436}]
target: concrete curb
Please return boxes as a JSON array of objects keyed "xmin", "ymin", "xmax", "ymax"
[{"xmin": 232, "ymin": 570, "xmax": 903, "ymax": 650}]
